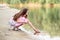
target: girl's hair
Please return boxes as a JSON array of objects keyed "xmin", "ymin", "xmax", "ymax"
[{"xmin": 13, "ymin": 8, "xmax": 28, "ymax": 21}]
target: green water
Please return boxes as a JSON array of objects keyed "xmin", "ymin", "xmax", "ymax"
[{"xmin": 25, "ymin": 6, "xmax": 60, "ymax": 36}]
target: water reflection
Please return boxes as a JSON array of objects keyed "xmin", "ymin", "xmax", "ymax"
[{"xmin": 28, "ymin": 6, "xmax": 60, "ymax": 36}]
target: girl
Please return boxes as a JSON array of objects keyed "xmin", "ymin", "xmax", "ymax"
[{"xmin": 9, "ymin": 8, "xmax": 40, "ymax": 34}]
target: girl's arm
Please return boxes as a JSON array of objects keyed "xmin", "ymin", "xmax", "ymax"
[{"xmin": 27, "ymin": 19, "xmax": 40, "ymax": 34}]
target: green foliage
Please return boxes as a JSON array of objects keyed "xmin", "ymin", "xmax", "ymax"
[
  {"xmin": 10, "ymin": 0, "xmax": 21, "ymax": 4},
  {"xmin": 40, "ymin": 0, "xmax": 46, "ymax": 4},
  {"xmin": 0, "ymin": 0, "xmax": 60, "ymax": 4},
  {"xmin": 47, "ymin": 0, "xmax": 60, "ymax": 3},
  {"xmin": 20, "ymin": 0, "xmax": 27, "ymax": 3}
]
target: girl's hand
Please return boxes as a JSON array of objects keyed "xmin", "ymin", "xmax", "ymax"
[{"xmin": 34, "ymin": 29, "xmax": 40, "ymax": 35}]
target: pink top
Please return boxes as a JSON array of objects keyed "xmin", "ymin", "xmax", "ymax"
[
  {"xmin": 15, "ymin": 16, "xmax": 28, "ymax": 26},
  {"xmin": 17, "ymin": 16, "xmax": 28, "ymax": 23}
]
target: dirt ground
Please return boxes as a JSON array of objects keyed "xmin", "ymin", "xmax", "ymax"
[{"xmin": 0, "ymin": 7, "xmax": 37, "ymax": 40}]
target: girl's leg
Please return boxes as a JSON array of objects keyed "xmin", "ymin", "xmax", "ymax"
[
  {"xmin": 13, "ymin": 24, "xmax": 22, "ymax": 31},
  {"xmin": 12, "ymin": 27, "xmax": 15, "ymax": 31},
  {"xmin": 15, "ymin": 26, "xmax": 19, "ymax": 31}
]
